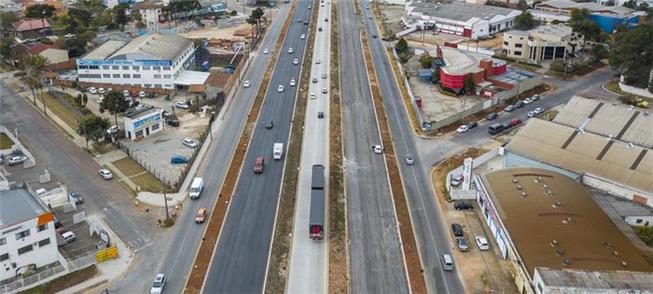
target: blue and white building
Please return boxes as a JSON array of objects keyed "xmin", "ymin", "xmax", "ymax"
[
  {"xmin": 76, "ymin": 34, "xmax": 210, "ymax": 90},
  {"xmin": 123, "ymin": 105, "xmax": 164, "ymax": 141}
]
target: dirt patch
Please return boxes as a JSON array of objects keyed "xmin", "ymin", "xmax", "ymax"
[
  {"xmin": 384, "ymin": 47, "xmax": 425, "ymax": 136},
  {"xmin": 264, "ymin": 1, "xmax": 318, "ymax": 292},
  {"xmin": 328, "ymin": 3, "xmax": 348, "ymax": 293},
  {"xmin": 182, "ymin": 2, "xmax": 300, "ymax": 293},
  {"xmin": 19, "ymin": 265, "xmax": 98, "ymax": 294},
  {"xmin": 361, "ymin": 29, "xmax": 427, "ymax": 294},
  {"xmin": 0, "ymin": 132, "xmax": 14, "ymax": 149}
]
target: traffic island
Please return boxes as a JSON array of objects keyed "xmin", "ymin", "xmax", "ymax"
[
  {"xmin": 360, "ymin": 29, "xmax": 427, "ymax": 294},
  {"xmin": 328, "ymin": 2, "xmax": 348, "ymax": 293},
  {"xmin": 182, "ymin": 1, "xmax": 300, "ymax": 292},
  {"xmin": 264, "ymin": 0, "xmax": 319, "ymax": 292}
]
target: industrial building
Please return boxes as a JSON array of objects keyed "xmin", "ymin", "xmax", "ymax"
[
  {"xmin": 405, "ymin": 1, "xmax": 520, "ymax": 39},
  {"xmin": 530, "ymin": 0, "xmax": 645, "ymax": 32},
  {"xmin": 76, "ymin": 33, "xmax": 210, "ymax": 90},
  {"xmin": 0, "ymin": 187, "xmax": 60, "ymax": 282},
  {"xmin": 502, "ymin": 25, "xmax": 582, "ymax": 63}
]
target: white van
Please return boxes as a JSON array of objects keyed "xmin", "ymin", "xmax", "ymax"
[
  {"xmin": 441, "ymin": 254, "xmax": 454, "ymax": 271},
  {"xmin": 189, "ymin": 177, "xmax": 204, "ymax": 200},
  {"xmin": 273, "ymin": 143, "xmax": 284, "ymax": 160}
]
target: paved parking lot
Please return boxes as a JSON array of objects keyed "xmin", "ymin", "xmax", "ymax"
[{"xmin": 54, "ymin": 207, "xmax": 103, "ymax": 260}]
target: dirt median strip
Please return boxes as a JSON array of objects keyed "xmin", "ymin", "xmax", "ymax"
[
  {"xmin": 264, "ymin": 0, "xmax": 319, "ymax": 292},
  {"xmin": 182, "ymin": 2, "xmax": 299, "ymax": 293},
  {"xmin": 360, "ymin": 28, "xmax": 428, "ymax": 294},
  {"xmin": 328, "ymin": 1, "xmax": 348, "ymax": 293}
]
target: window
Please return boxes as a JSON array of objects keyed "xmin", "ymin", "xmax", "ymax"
[
  {"xmin": 514, "ymin": 51, "xmax": 522, "ymax": 56},
  {"xmin": 163, "ymin": 66, "xmax": 171, "ymax": 70},
  {"xmin": 18, "ymin": 244, "xmax": 33, "ymax": 255},
  {"xmin": 537, "ymin": 282, "xmax": 543, "ymax": 294},
  {"xmin": 503, "ymin": 41, "xmax": 509, "ymax": 46},
  {"xmin": 143, "ymin": 66, "xmax": 151, "ymax": 70},
  {"xmin": 89, "ymin": 65, "xmax": 99, "ymax": 70},
  {"xmin": 163, "ymin": 74, "xmax": 171, "ymax": 79},
  {"xmin": 38, "ymin": 238, "xmax": 50, "ymax": 247},
  {"xmin": 153, "ymin": 66, "xmax": 161, "ymax": 70},
  {"xmin": 0, "ymin": 237, "xmax": 5, "ymax": 246},
  {"xmin": 153, "ymin": 74, "xmax": 161, "ymax": 79},
  {"xmin": 112, "ymin": 66, "xmax": 119, "ymax": 70},
  {"xmin": 123, "ymin": 74, "xmax": 130, "ymax": 78},
  {"xmin": 0, "ymin": 253, "xmax": 8, "ymax": 261},
  {"xmin": 113, "ymin": 74, "xmax": 120, "ymax": 78},
  {"xmin": 132, "ymin": 66, "xmax": 140, "ymax": 70},
  {"xmin": 38, "ymin": 223, "xmax": 48, "ymax": 232},
  {"xmin": 102, "ymin": 65, "xmax": 110, "ymax": 70},
  {"xmin": 133, "ymin": 74, "xmax": 141, "ymax": 78},
  {"xmin": 515, "ymin": 43, "xmax": 523, "ymax": 48},
  {"xmin": 16, "ymin": 229, "xmax": 30, "ymax": 240},
  {"xmin": 122, "ymin": 66, "xmax": 129, "ymax": 70},
  {"xmin": 103, "ymin": 74, "xmax": 111, "ymax": 78}
]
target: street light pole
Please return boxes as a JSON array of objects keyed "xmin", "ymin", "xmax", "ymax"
[{"xmin": 162, "ymin": 191, "xmax": 170, "ymax": 221}]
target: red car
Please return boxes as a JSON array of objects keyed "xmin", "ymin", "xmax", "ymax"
[
  {"xmin": 510, "ymin": 119, "xmax": 522, "ymax": 127},
  {"xmin": 253, "ymin": 156, "xmax": 264, "ymax": 173}
]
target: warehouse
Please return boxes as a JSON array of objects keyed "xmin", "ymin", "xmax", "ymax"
[
  {"xmin": 76, "ymin": 33, "xmax": 210, "ymax": 90},
  {"xmin": 530, "ymin": 0, "xmax": 644, "ymax": 32}
]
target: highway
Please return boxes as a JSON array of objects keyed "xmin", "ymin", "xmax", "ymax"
[
  {"xmin": 201, "ymin": 0, "xmax": 314, "ymax": 292},
  {"xmin": 286, "ymin": 0, "xmax": 330, "ymax": 293},
  {"xmin": 337, "ymin": 0, "xmax": 410, "ymax": 293},
  {"xmin": 360, "ymin": 3, "xmax": 467, "ymax": 294}
]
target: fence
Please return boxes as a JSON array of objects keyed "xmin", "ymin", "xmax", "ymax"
[
  {"xmin": 0, "ymin": 253, "xmax": 96, "ymax": 293},
  {"xmin": 391, "ymin": 48, "xmax": 431, "ymax": 131}
]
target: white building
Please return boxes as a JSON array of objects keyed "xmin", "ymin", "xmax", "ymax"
[
  {"xmin": 77, "ymin": 34, "xmax": 210, "ymax": 90},
  {"xmin": 0, "ymin": 187, "xmax": 59, "ymax": 282},
  {"xmin": 405, "ymin": 2, "xmax": 520, "ymax": 39},
  {"xmin": 123, "ymin": 105, "xmax": 164, "ymax": 140},
  {"xmin": 134, "ymin": 1, "xmax": 163, "ymax": 33},
  {"xmin": 502, "ymin": 25, "xmax": 583, "ymax": 63}
]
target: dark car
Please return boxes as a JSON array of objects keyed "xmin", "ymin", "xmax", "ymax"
[
  {"xmin": 467, "ymin": 121, "xmax": 478, "ymax": 129},
  {"xmin": 170, "ymin": 155, "xmax": 189, "ymax": 164},
  {"xmin": 318, "ymin": 112, "xmax": 324, "ymax": 119},
  {"xmin": 372, "ymin": 34, "xmax": 378, "ymax": 38},
  {"xmin": 318, "ymin": 27, "xmax": 323, "ymax": 32},
  {"xmin": 166, "ymin": 119, "xmax": 180, "ymax": 127},
  {"xmin": 510, "ymin": 118, "xmax": 523, "ymax": 127},
  {"xmin": 68, "ymin": 191, "xmax": 83, "ymax": 205},
  {"xmin": 514, "ymin": 100, "xmax": 525, "ymax": 109},
  {"xmin": 451, "ymin": 223, "xmax": 464, "ymax": 237},
  {"xmin": 486, "ymin": 112, "xmax": 497, "ymax": 120},
  {"xmin": 454, "ymin": 201, "xmax": 473, "ymax": 211},
  {"xmin": 265, "ymin": 120, "xmax": 274, "ymax": 129}
]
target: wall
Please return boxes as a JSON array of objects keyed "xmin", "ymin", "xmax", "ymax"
[
  {"xmin": 582, "ymin": 173, "xmax": 653, "ymax": 208},
  {"xmin": 619, "ymin": 82, "xmax": 653, "ymax": 99},
  {"xmin": 625, "ymin": 216, "xmax": 653, "ymax": 227},
  {"xmin": 0, "ymin": 217, "xmax": 59, "ymax": 281}
]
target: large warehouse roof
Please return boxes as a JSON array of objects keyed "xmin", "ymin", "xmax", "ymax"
[
  {"xmin": 480, "ymin": 167, "xmax": 653, "ymax": 275},
  {"xmin": 410, "ymin": 2, "xmax": 517, "ymax": 23},
  {"xmin": 83, "ymin": 34, "xmax": 192, "ymax": 61},
  {"xmin": 507, "ymin": 119, "xmax": 653, "ymax": 194}
]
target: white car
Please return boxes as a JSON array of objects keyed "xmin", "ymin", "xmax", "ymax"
[
  {"xmin": 98, "ymin": 169, "xmax": 113, "ymax": 180},
  {"xmin": 290, "ymin": 78, "xmax": 296, "ymax": 87},
  {"xmin": 277, "ymin": 85, "xmax": 285, "ymax": 92},
  {"xmin": 96, "ymin": 96, "xmax": 104, "ymax": 104},
  {"xmin": 88, "ymin": 87, "xmax": 97, "ymax": 94},
  {"xmin": 300, "ymin": 34, "xmax": 306, "ymax": 39},
  {"xmin": 288, "ymin": 47, "xmax": 294, "ymax": 54},
  {"xmin": 139, "ymin": 91, "xmax": 146, "ymax": 98},
  {"xmin": 315, "ymin": 58, "xmax": 321, "ymax": 64},
  {"xmin": 135, "ymin": 104, "xmax": 147, "ymax": 111},
  {"xmin": 61, "ymin": 231, "xmax": 76, "ymax": 243},
  {"xmin": 175, "ymin": 101, "xmax": 190, "ymax": 109},
  {"xmin": 372, "ymin": 145, "xmax": 383, "ymax": 154},
  {"xmin": 456, "ymin": 125, "xmax": 469, "ymax": 133},
  {"xmin": 321, "ymin": 88, "xmax": 327, "ymax": 94},
  {"xmin": 263, "ymin": 48, "xmax": 269, "ymax": 54},
  {"xmin": 123, "ymin": 90, "xmax": 130, "ymax": 97},
  {"xmin": 150, "ymin": 273, "xmax": 166, "ymax": 294},
  {"xmin": 309, "ymin": 92, "xmax": 316, "ymax": 99},
  {"xmin": 7, "ymin": 155, "xmax": 27, "ymax": 166},
  {"xmin": 404, "ymin": 155, "xmax": 414, "ymax": 165},
  {"xmin": 98, "ymin": 88, "xmax": 105, "ymax": 94},
  {"xmin": 183, "ymin": 138, "xmax": 198, "ymax": 148},
  {"xmin": 293, "ymin": 58, "xmax": 299, "ymax": 65},
  {"xmin": 531, "ymin": 94, "xmax": 540, "ymax": 101},
  {"xmin": 475, "ymin": 236, "xmax": 490, "ymax": 251},
  {"xmin": 243, "ymin": 80, "xmax": 251, "ymax": 88},
  {"xmin": 106, "ymin": 125, "xmax": 118, "ymax": 135},
  {"xmin": 523, "ymin": 97, "xmax": 533, "ymax": 104}
]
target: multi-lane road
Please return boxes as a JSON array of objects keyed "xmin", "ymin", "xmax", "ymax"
[{"xmin": 202, "ymin": 0, "xmax": 314, "ymax": 292}]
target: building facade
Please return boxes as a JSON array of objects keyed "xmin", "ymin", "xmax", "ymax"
[
  {"xmin": 503, "ymin": 25, "xmax": 582, "ymax": 63},
  {"xmin": 531, "ymin": 0, "xmax": 643, "ymax": 32},
  {"xmin": 0, "ymin": 188, "xmax": 59, "ymax": 282},
  {"xmin": 76, "ymin": 34, "xmax": 205, "ymax": 90},
  {"xmin": 123, "ymin": 106, "xmax": 164, "ymax": 140}
]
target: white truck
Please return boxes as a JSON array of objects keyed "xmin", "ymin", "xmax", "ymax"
[
  {"xmin": 189, "ymin": 177, "xmax": 204, "ymax": 200},
  {"xmin": 273, "ymin": 143, "xmax": 284, "ymax": 160}
]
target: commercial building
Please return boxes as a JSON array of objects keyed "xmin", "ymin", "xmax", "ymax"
[
  {"xmin": 0, "ymin": 187, "xmax": 60, "ymax": 282},
  {"xmin": 474, "ymin": 166, "xmax": 653, "ymax": 293},
  {"xmin": 123, "ymin": 105, "xmax": 164, "ymax": 141},
  {"xmin": 502, "ymin": 25, "xmax": 582, "ymax": 63},
  {"xmin": 405, "ymin": 1, "xmax": 520, "ymax": 39},
  {"xmin": 76, "ymin": 33, "xmax": 210, "ymax": 90},
  {"xmin": 134, "ymin": 1, "xmax": 163, "ymax": 33},
  {"xmin": 530, "ymin": 0, "xmax": 644, "ymax": 32}
]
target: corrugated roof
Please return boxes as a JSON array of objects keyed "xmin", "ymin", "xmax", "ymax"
[
  {"xmin": 14, "ymin": 18, "xmax": 50, "ymax": 31},
  {"xmin": 507, "ymin": 119, "xmax": 653, "ymax": 194},
  {"xmin": 110, "ymin": 34, "xmax": 192, "ymax": 61},
  {"xmin": 480, "ymin": 167, "xmax": 653, "ymax": 276},
  {"xmin": 83, "ymin": 40, "xmax": 127, "ymax": 60},
  {"xmin": 410, "ymin": 2, "xmax": 518, "ymax": 23},
  {"xmin": 536, "ymin": 268, "xmax": 653, "ymax": 289}
]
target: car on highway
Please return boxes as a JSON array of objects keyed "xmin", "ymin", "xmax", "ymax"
[
  {"xmin": 195, "ymin": 208, "xmax": 208, "ymax": 223},
  {"xmin": 293, "ymin": 58, "xmax": 299, "ymax": 65},
  {"xmin": 290, "ymin": 78, "xmax": 296, "ymax": 87},
  {"xmin": 297, "ymin": 18, "xmax": 302, "ymax": 23},
  {"xmin": 308, "ymin": 4, "xmax": 311, "ymax": 8},
  {"xmin": 322, "ymin": 73, "xmax": 327, "ymax": 79},
  {"xmin": 98, "ymin": 169, "xmax": 113, "ymax": 180},
  {"xmin": 7, "ymin": 155, "xmax": 27, "ymax": 166},
  {"xmin": 175, "ymin": 101, "xmax": 190, "ymax": 109},
  {"xmin": 441, "ymin": 254, "xmax": 454, "ymax": 271},
  {"xmin": 312, "ymin": 77, "xmax": 318, "ymax": 83},
  {"xmin": 315, "ymin": 58, "xmax": 321, "ymax": 64},
  {"xmin": 318, "ymin": 27, "xmax": 323, "ymax": 32},
  {"xmin": 310, "ymin": 92, "xmax": 316, "ymax": 99},
  {"xmin": 318, "ymin": 111, "xmax": 324, "ymax": 119},
  {"xmin": 475, "ymin": 236, "xmax": 490, "ymax": 251},
  {"xmin": 301, "ymin": 33, "xmax": 306, "ymax": 39},
  {"xmin": 324, "ymin": 18, "xmax": 328, "ymax": 22},
  {"xmin": 277, "ymin": 85, "xmax": 284, "ymax": 92},
  {"xmin": 183, "ymin": 138, "xmax": 198, "ymax": 148},
  {"xmin": 486, "ymin": 112, "xmax": 498, "ymax": 120},
  {"xmin": 456, "ymin": 237, "xmax": 469, "ymax": 251},
  {"xmin": 451, "ymin": 223, "xmax": 464, "ymax": 237},
  {"xmin": 456, "ymin": 125, "xmax": 469, "ymax": 133},
  {"xmin": 303, "ymin": 19, "xmax": 309, "ymax": 25},
  {"xmin": 68, "ymin": 191, "xmax": 83, "ymax": 205},
  {"xmin": 253, "ymin": 156, "xmax": 264, "ymax": 173},
  {"xmin": 372, "ymin": 34, "xmax": 377, "ymax": 38},
  {"xmin": 150, "ymin": 273, "xmax": 166, "ymax": 294},
  {"xmin": 509, "ymin": 118, "xmax": 523, "ymax": 127},
  {"xmin": 263, "ymin": 48, "xmax": 270, "ymax": 54},
  {"xmin": 243, "ymin": 80, "xmax": 251, "ymax": 88},
  {"xmin": 265, "ymin": 120, "xmax": 274, "ymax": 129},
  {"xmin": 321, "ymin": 88, "xmax": 327, "ymax": 94},
  {"xmin": 371, "ymin": 145, "xmax": 383, "ymax": 154},
  {"xmin": 450, "ymin": 174, "xmax": 463, "ymax": 187},
  {"xmin": 504, "ymin": 105, "xmax": 514, "ymax": 112},
  {"xmin": 454, "ymin": 201, "xmax": 473, "ymax": 210},
  {"xmin": 288, "ymin": 47, "xmax": 294, "ymax": 54},
  {"xmin": 404, "ymin": 155, "xmax": 414, "ymax": 165}
]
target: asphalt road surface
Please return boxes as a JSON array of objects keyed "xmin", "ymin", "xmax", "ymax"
[
  {"xmin": 286, "ymin": 1, "xmax": 331, "ymax": 292},
  {"xmin": 337, "ymin": 0, "xmax": 409, "ymax": 293},
  {"xmin": 358, "ymin": 4, "xmax": 467, "ymax": 293},
  {"xmin": 202, "ymin": 1, "xmax": 313, "ymax": 293}
]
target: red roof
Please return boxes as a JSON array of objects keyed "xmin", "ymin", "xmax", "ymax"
[
  {"xmin": 15, "ymin": 19, "xmax": 50, "ymax": 32},
  {"xmin": 27, "ymin": 43, "xmax": 56, "ymax": 54}
]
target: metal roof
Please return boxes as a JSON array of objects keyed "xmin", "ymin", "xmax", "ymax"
[
  {"xmin": 110, "ymin": 34, "xmax": 192, "ymax": 61},
  {"xmin": 480, "ymin": 167, "xmax": 653, "ymax": 276},
  {"xmin": 410, "ymin": 2, "xmax": 517, "ymax": 23},
  {"xmin": 0, "ymin": 187, "xmax": 48, "ymax": 228},
  {"xmin": 83, "ymin": 40, "xmax": 127, "ymax": 60},
  {"xmin": 536, "ymin": 267, "xmax": 653, "ymax": 289},
  {"xmin": 309, "ymin": 190, "xmax": 324, "ymax": 225}
]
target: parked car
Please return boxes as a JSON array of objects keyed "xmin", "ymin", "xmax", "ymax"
[
  {"xmin": 150, "ymin": 273, "xmax": 166, "ymax": 294},
  {"xmin": 531, "ymin": 94, "xmax": 540, "ymax": 101},
  {"xmin": 523, "ymin": 97, "xmax": 533, "ymax": 104},
  {"xmin": 456, "ymin": 125, "xmax": 469, "ymax": 133},
  {"xmin": 454, "ymin": 201, "xmax": 473, "ymax": 211},
  {"xmin": 371, "ymin": 145, "xmax": 383, "ymax": 154},
  {"xmin": 170, "ymin": 155, "xmax": 189, "ymax": 164},
  {"xmin": 451, "ymin": 223, "xmax": 464, "ymax": 237},
  {"xmin": 175, "ymin": 101, "xmax": 190, "ymax": 109},
  {"xmin": 253, "ymin": 156, "xmax": 265, "ymax": 173},
  {"xmin": 7, "ymin": 155, "xmax": 27, "ymax": 166},
  {"xmin": 98, "ymin": 88, "xmax": 105, "ymax": 94},
  {"xmin": 488, "ymin": 123, "xmax": 507, "ymax": 135},
  {"xmin": 467, "ymin": 121, "xmax": 478, "ymax": 129},
  {"xmin": 68, "ymin": 191, "xmax": 83, "ymax": 205},
  {"xmin": 504, "ymin": 105, "xmax": 514, "ymax": 112},
  {"xmin": 486, "ymin": 112, "xmax": 498, "ymax": 120},
  {"xmin": 98, "ymin": 169, "xmax": 113, "ymax": 180},
  {"xmin": 195, "ymin": 208, "xmax": 208, "ymax": 223},
  {"xmin": 456, "ymin": 237, "xmax": 469, "ymax": 251},
  {"xmin": 404, "ymin": 155, "xmax": 414, "ymax": 165},
  {"xmin": 88, "ymin": 87, "xmax": 98, "ymax": 94},
  {"xmin": 509, "ymin": 118, "xmax": 523, "ymax": 127},
  {"xmin": 450, "ymin": 174, "xmax": 463, "ymax": 187},
  {"xmin": 183, "ymin": 138, "xmax": 198, "ymax": 148},
  {"xmin": 514, "ymin": 100, "xmax": 525, "ymax": 109},
  {"xmin": 61, "ymin": 231, "xmax": 76, "ymax": 243},
  {"xmin": 106, "ymin": 125, "xmax": 118, "ymax": 135},
  {"xmin": 475, "ymin": 236, "xmax": 490, "ymax": 251},
  {"xmin": 243, "ymin": 80, "xmax": 251, "ymax": 88},
  {"xmin": 166, "ymin": 119, "xmax": 180, "ymax": 127},
  {"xmin": 123, "ymin": 90, "xmax": 130, "ymax": 97},
  {"xmin": 139, "ymin": 91, "xmax": 146, "ymax": 98}
]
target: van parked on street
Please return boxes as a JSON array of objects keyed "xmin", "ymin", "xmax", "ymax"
[{"xmin": 189, "ymin": 177, "xmax": 204, "ymax": 200}]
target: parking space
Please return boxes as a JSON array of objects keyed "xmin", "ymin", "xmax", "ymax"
[{"xmin": 54, "ymin": 207, "xmax": 103, "ymax": 260}]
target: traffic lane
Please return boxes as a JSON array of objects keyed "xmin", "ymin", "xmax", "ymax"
[{"xmin": 202, "ymin": 1, "xmax": 312, "ymax": 292}]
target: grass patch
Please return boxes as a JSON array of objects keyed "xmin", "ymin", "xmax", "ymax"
[
  {"xmin": 19, "ymin": 265, "xmax": 98, "ymax": 294},
  {"xmin": 0, "ymin": 133, "xmax": 14, "ymax": 149},
  {"xmin": 39, "ymin": 93, "xmax": 81, "ymax": 130},
  {"xmin": 112, "ymin": 158, "xmax": 173, "ymax": 193},
  {"xmin": 385, "ymin": 47, "xmax": 423, "ymax": 136},
  {"xmin": 112, "ymin": 158, "xmax": 146, "ymax": 177}
]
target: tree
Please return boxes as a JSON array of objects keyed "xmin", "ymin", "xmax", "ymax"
[
  {"xmin": 247, "ymin": 8, "xmax": 265, "ymax": 38},
  {"xmin": 131, "ymin": 10, "xmax": 143, "ymax": 23},
  {"xmin": 419, "ymin": 52, "xmax": 433, "ymax": 68},
  {"xmin": 113, "ymin": 3, "xmax": 130, "ymax": 31},
  {"xmin": 569, "ymin": 8, "xmax": 601, "ymax": 46},
  {"xmin": 609, "ymin": 23, "xmax": 653, "ymax": 88},
  {"xmin": 517, "ymin": 0, "xmax": 529, "ymax": 10},
  {"xmin": 623, "ymin": 0, "xmax": 637, "ymax": 9},
  {"xmin": 65, "ymin": 31, "xmax": 96, "ymax": 57},
  {"xmin": 82, "ymin": 94, "xmax": 88, "ymax": 107},
  {"xmin": 589, "ymin": 44, "xmax": 608, "ymax": 63},
  {"xmin": 463, "ymin": 75, "xmax": 475, "ymax": 96},
  {"xmin": 395, "ymin": 37, "xmax": 408, "ymax": 54},
  {"xmin": 25, "ymin": 4, "xmax": 55, "ymax": 19},
  {"xmin": 635, "ymin": 226, "xmax": 653, "ymax": 245},
  {"xmin": 514, "ymin": 11, "xmax": 536, "ymax": 30},
  {"xmin": 99, "ymin": 90, "xmax": 129, "ymax": 126},
  {"xmin": 0, "ymin": 37, "xmax": 14, "ymax": 61},
  {"xmin": 78, "ymin": 114, "xmax": 110, "ymax": 148},
  {"xmin": 0, "ymin": 12, "xmax": 19, "ymax": 31}
]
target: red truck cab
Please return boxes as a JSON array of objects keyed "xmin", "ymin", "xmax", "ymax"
[{"xmin": 253, "ymin": 156, "xmax": 264, "ymax": 173}]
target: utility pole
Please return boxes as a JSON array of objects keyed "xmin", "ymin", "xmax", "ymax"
[{"xmin": 162, "ymin": 191, "xmax": 170, "ymax": 221}]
